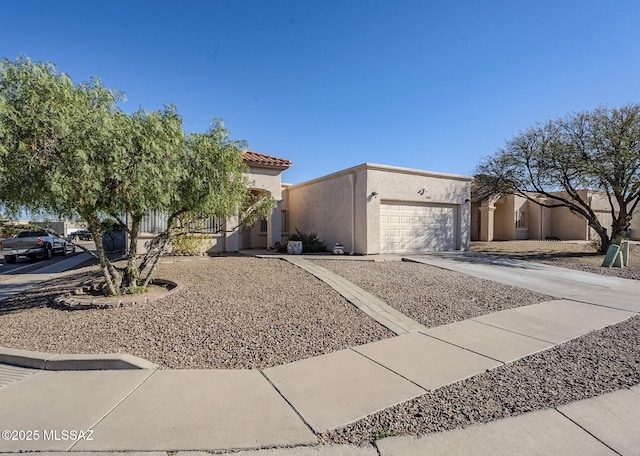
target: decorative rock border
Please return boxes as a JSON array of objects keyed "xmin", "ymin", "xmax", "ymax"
[{"xmin": 52, "ymin": 278, "xmax": 180, "ymax": 310}]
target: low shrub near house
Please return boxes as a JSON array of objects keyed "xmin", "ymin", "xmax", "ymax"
[
  {"xmin": 170, "ymin": 231, "xmax": 212, "ymax": 255},
  {"xmin": 288, "ymin": 228, "xmax": 327, "ymax": 253}
]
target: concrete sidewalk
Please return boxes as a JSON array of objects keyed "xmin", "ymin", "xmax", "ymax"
[
  {"xmin": 376, "ymin": 386, "xmax": 640, "ymax": 456},
  {"xmin": 0, "ymin": 253, "xmax": 639, "ymax": 453}
]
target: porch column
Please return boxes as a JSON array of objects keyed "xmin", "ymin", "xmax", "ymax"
[
  {"xmin": 536, "ymin": 197, "xmax": 548, "ymax": 240},
  {"xmin": 224, "ymin": 215, "xmax": 239, "ymax": 252},
  {"xmin": 267, "ymin": 201, "xmax": 282, "ymax": 249},
  {"xmin": 479, "ymin": 206, "xmax": 496, "ymax": 242}
]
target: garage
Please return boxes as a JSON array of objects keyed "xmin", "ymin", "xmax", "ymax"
[
  {"xmin": 380, "ymin": 202, "xmax": 458, "ymax": 253},
  {"xmin": 285, "ymin": 163, "xmax": 471, "ymax": 254}
]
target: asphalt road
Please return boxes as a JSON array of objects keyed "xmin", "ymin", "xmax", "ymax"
[{"xmin": 0, "ymin": 241, "xmax": 94, "ymax": 275}]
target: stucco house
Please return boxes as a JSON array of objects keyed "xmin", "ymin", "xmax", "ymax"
[
  {"xmin": 284, "ymin": 163, "xmax": 472, "ymax": 254},
  {"xmin": 139, "ymin": 152, "xmax": 473, "ymax": 254},
  {"xmin": 471, "ymin": 191, "xmax": 640, "ymax": 242}
]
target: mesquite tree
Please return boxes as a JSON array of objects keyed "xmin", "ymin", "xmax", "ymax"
[
  {"xmin": 475, "ymin": 105, "xmax": 640, "ymax": 253},
  {"xmin": 0, "ymin": 57, "xmax": 274, "ymax": 295}
]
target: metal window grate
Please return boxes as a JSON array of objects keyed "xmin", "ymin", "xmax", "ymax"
[{"xmin": 140, "ymin": 212, "xmax": 223, "ymax": 234}]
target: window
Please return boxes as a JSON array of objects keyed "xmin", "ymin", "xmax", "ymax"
[
  {"xmin": 281, "ymin": 210, "xmax": 289, "ymax": 233},
  {"xmin": 196, "ymin": 214, "xmax": 223, "ymax": 233},
  {"xmin": 140, "ymin": 211, "xmax": 222, "ymax": 234},
  {"xmin": 140, "ymin": 211, "xmax": 168, "ymax": 234},
  {"xmin": 516, "ymin": 209, "xmax": 527, "ymax": 229},
  {"xmin": 260, "ymin": 218, "xmax": 268, "ymax": 233}
]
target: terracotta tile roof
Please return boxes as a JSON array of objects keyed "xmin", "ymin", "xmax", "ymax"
[{"xmin": 242, "ymin": 150, "xmax": 292, "ymax": 170}]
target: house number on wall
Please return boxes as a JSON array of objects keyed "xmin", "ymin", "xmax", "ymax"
[{"xmin": 418, "ymin": 188, "xmax": 432, "ymax": 200}]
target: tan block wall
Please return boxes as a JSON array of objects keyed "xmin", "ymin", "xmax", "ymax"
[{"xmin": 135, "ymin": 233, "xmax": 226, "ymax": 255}]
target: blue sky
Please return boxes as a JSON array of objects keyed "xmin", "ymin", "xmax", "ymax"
[{"xmin": 2, "ymin": 1, "xmax": 640, "ymax": 184}]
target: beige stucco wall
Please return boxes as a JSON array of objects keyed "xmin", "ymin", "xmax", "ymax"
[
  {"xmin": 287, "ymin": 163, "xmax": 471, "ymax": 254},
  {"xmin": 364, "ymin": 165, "xmax": 471, "ymax": 253},
  {"xmin": 244, "ymin": 168, "xmax": 283, "ymax": 199},
  {"xmin": 527, "ymin": 201, "xmax": 539, "ymax": 239},
  {"xmin": 547, "ymin": 206, "xmax": 588, "ymax": 240},
  {"xmin": 286, "ymin": 168, "xmax": 365, "ymax": 253},
  {"xmin": 236, "ymin": 167, "xmax": 286, "ymax": 250},
  {"xmin": 493, "ymin": 195, "xmax": 514, "ymax": 240},
  {"xmin": 480, "ymin": 190, "xmax": 623, "ymax": 241},
  {"xmin": 630, "ymin": 206, "xmax": 640, "ymax": 240},
  {"xmin": 513, "ymin": 195, "xmax": 528, "ymax": 240},
  {"xmin": 470, "ymin": 203, "xmax": 480, "ymax": 241}
]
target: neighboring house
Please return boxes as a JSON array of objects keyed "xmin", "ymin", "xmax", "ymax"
[
  {"xmin": 138, "ymin": 153, "xmax": 473, "ymax": 255},
  {"xmin": 471, "ymin": 190, "xmax": 640, "ymax": 242},
  {"xmin": 284, "ymin": 163, "xmax": 472, "ymax": 254}
]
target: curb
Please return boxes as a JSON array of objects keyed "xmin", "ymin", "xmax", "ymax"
[{"xmin": 0, "ymin": 346, "xmax": 158, "ymax": 370}]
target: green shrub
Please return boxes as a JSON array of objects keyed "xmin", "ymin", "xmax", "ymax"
[
  {"xmin": 0, "ymin": 222, "xmax": 42, "ymax": 238},
  {"xmin": 275, "ymin": 241, "xmax": 288, "ymax": 253},
  {"xmin": 170, "ymin": 231, "xmax": 212, "ymax": 255},
  {"xmin": 288, "ymin": 228, "xmax": 326, "ymax": 253},
  {"xmin": 371, "ymin": 427, "xmax": 396, "ymax": 440}
]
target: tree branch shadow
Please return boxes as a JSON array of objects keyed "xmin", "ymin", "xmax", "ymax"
[{"xmin": 0, "ymin": 269, "xmax": 101, "ymax": 315}]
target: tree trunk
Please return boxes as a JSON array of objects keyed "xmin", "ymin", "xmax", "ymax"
[
  {"xmin": 609, "ymin": 203, "xmax": 630, "ymax": 245},
  {"xmin": 142, "ymin": 232, "xmax": 172, "ymax": 289},
  {"xmin": 124, "ymin": 215, "xmax": 141, "ymax": 290},
  {"xmin": 589, "ymin": 223, "xmax": 611, "ymax": 254},
  {"xmin": 87, "ymin": 215, "xmax": 122, "ymax": 295}
]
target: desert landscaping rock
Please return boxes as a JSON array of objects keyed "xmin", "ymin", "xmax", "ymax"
[
  {"xmin": 313, "ymin": 260, "xmax": 553, "ymax": 327},
  {"xmin": 1, "ymin": 246, "xmax": 638, "ymax": 448},
  {"xmin": 0, "ymin": 257, "xmax": 394, "ymax": 369},
  {"xmin": 0, "ymin": 256, "xmax": 550, "ymax": 369}
]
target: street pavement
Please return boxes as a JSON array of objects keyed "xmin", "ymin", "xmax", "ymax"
[
  {"xmin": 0, "ymin": 253, "xmax": 93, "ymax": 301},
  {"xmin": 0, "ymin": 251, "xmax": 638, "ymax": 454}
]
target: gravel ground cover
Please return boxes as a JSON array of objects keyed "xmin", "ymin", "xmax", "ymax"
[
  {"xmin": 321, "ymin": 314, "xmax": 640, "ymax": 445},
  {"xmin": 313, "ymin": 260, "xmax": 553, "ymax": 328},
  {"xmin": 0, "ymin": 257, "xmax": 393, "ymax": 369},
  {"xmin": 471, "ymin": 241, "xmax": 640, "ymax": 280},
  {"xmin": 2, "ymin": 246, "xmax": 638, "ymax": 446}
]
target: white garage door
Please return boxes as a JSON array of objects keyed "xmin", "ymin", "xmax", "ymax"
[{"xmin": 380, "ymin": 202, "xmax": 457, "ymax": 253}]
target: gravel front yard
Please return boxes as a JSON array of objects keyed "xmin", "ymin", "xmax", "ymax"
[
  {"xmin": 0, "ymin": 256, "xmax": 552, "ymax": 367},
  {"xmin": 1, "ymin": 249, "xmax": 638, "ymax": 446},
  {"xmin": 313, "ymin": 260, "xmax": 553, "ymax": 328},
  {"xmin": 0, "ymin": 257, "xmax": 394, "ymax": 369}
]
